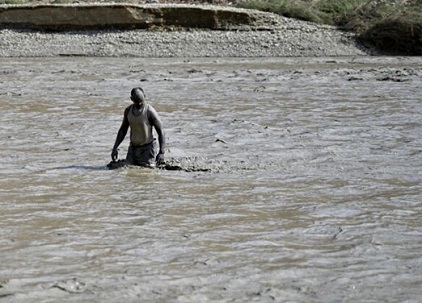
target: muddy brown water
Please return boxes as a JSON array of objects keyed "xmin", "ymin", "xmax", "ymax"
[{"xmin": 0, "ymin": 57, "xmax": 421, "ymax": 302}]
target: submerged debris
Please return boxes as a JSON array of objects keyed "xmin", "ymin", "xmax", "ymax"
[
  {"xmin": 52, "ymin": 278, "xmax": 87, "ymax": 293},
  {"xmin": 106, "ymin": 159, "xmax": 211, "ymax": 172}
]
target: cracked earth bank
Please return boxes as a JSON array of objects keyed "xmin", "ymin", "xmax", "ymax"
[{"xmin": 0, "ymin": 4, "xmax": 374, "ymax": 57}]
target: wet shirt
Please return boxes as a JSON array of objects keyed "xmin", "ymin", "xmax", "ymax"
[{"xmin": 127, "ymin": 104, "xmax": 153, "ymax": 146}]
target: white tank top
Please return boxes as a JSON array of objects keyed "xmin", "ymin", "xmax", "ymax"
[{"xmin": 127, "ymin": 104, "xmax": 153, "ymax": 146}]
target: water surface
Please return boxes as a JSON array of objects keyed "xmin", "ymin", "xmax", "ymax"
[{"xmin": 0, "ymin": 57, "xmax": 421, "ymax": 302}]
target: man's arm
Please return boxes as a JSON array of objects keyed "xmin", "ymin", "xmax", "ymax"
[
  {"xmin": 148, "ymin": 106, "xmax": 166, "ymax": 164},
  {"xmin": 111, "ymin": 107, "xmax": 130, "ymax": 161}
]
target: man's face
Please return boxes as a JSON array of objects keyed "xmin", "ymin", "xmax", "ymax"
[
  {"xmin": 130, "ymin": 95, "xmax": 138, "ymax": 104},
  {"xmin": 131, "ymin": 89, "xmax": 144, "ymax": 105}
]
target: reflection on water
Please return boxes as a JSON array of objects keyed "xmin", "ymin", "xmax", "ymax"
[{"xmin": 0, "ymin": 57, "xmax": 421, "ymax": 302}]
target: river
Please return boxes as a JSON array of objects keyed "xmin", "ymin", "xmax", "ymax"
[{"xmin": 0, "ymin": 57, "xmax": 421, "ymax": 302}]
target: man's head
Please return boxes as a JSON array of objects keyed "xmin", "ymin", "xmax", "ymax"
[{"xmin": 131, "ymin": 87, "xmax": 145, "ymax": 105}]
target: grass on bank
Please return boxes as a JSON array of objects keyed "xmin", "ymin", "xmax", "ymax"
[{"xmin": 237, "ymin": 0, "xmax": 422, "ymax": 55}]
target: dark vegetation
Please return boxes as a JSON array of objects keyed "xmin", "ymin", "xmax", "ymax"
[{"xmin": 237, "ymin": 0, "xmax": 421, "ymax": 55}]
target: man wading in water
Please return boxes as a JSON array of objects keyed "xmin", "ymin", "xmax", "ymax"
[{"xmin": 111, "ymin": 87, "xmax": 165, "ymax": 167}]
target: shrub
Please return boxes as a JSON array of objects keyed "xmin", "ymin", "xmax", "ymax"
[{"xmin": 237, "ymin": 0, "xmax": 422, "ymax": 55}]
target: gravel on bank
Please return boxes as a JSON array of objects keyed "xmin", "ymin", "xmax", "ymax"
[{"xmin": 0, "ymin": 12, "xmax": 374, "ymax": 57}]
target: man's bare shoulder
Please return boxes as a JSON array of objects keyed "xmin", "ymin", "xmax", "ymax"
[
  {"xmin": 147, "ymin": 104, "xmax": 159, "ymax": 116},
  {"xmin": 147, "ymin": 104, "xmax": 162, "ymax": 124},
  {"xmin": 124, "ymin": 104, "xmax": 132, "ymax": 113}
]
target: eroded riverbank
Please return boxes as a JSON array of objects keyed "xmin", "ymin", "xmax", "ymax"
[{"xmin": 0, "ymin": 3, "xmax": 373, "ymax": 58}]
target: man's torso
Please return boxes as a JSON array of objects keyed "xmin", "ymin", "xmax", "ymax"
[{"xmin": 127, "ymin": 104, "xmax": 154, "ymax": 146}]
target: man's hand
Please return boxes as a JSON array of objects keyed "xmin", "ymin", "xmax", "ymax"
[
  {"xmin": 111, "ymin": 148, "xmax": 118, "ymax": 161},
  {"xmin": 156, "ymin": 152, "xmax": 165, "ymax": 165}
]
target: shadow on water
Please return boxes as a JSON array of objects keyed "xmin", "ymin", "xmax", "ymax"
[
  {"xmin": 53, "ymin": 165, "xmax": 110, "ymax": 171},
  {"xmin": 52, "ymin": 161, "xmax": 180, "ymax": 171}
]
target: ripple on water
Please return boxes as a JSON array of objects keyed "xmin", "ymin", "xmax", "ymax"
[{"xmin": 0, "ymin": 57, "xmax": 421, "ymax": 302}]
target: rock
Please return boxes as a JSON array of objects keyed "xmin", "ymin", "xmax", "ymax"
[{"xmin": 0, "ymin": 4, "xmax": 281, "ymax": 30}]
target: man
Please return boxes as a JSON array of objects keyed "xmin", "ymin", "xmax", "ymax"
[{"xmin": 111, "ymin": 87, "xmax": 165, "ymax": 167}]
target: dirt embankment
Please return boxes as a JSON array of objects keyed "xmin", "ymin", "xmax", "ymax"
[{"xmin": 0, "ymin": 2, "xmax": 375, "ymax": 57}]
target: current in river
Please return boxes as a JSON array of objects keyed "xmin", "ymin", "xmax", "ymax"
[{"xmin": 0, "ymin": 57, "xmax": 421, "ymax": 302}]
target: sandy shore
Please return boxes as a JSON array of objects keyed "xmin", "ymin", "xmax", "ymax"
[{"xmin": 0, "ymin": 6, "xmax": 374, "ymax": 57}]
